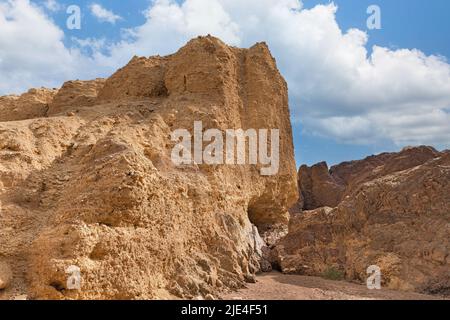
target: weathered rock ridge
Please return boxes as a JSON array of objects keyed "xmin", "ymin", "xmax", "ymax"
[
  {"xmin": 0, "ymin": 36, "xmax": 298, "ymax": 299},
  {"xmin": 277, "ymin": 147, "xmax": 450, "ymax": 295},
  {"xmin": 297, "ymin": 146, "xmax": 440, "ymax": 210}
]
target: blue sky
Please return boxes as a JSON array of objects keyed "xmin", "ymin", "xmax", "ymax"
[
  {"xmin": 1, "ymin": 0, "xmax": 450, "ymax": 166},
  {"xmin": 300, "ymin": 0, "xmax": 450, "ymax": 165}
]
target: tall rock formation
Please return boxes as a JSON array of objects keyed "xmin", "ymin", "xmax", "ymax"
[
  {"xmin": 297, "ymin": 162, "xmax": 344, "ymax": 210},
  {"xmin": 0, "ymin": 36, "xmax": 298, "ymax": 299}
]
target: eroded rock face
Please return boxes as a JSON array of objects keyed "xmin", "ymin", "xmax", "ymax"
[
  {"xmin": 96, "ymin": 56, "xmax": 167, "ymax": 102},
  {"xmin": 298, "ymin": 162, "xmax": 344, "ymax": 210},
  {"xmin": 0, "ymin": 261, "xmax": 12, "ymax": 290},
  {"xmin": 0, "ymin": 36, "xmax": 298, "ymax": 299},
  {"xmin": 0, "ymin": 88, "xmax": 57, "ymax": 122},
  {"xmin": 297, "ymin": 146, "xmax": 441, "ymax": 210},
  {"xmin": 48, "ymin": 79, "xmax": 106, "ymax": 116},
  {"xmin": 278, "ymin": 148, "xmax": 450, "ymax": 295}
]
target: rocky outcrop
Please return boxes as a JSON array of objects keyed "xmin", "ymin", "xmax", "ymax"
[
  {"xmin": 0, "ymin": 36, "xmax": 298, "ymax": 300},
  {"xmin": 297, "ymin": 146, "xmax": 440, "ymax": 210},
  {"xmin": 278, "ymin": 148, "xmax": 450, "ymax": 295},
  {"xmin": 0, "ymin": 88, "xmax": 57, "ymax": 122},
  {"xmin": 298, "ymin": 162, "xmax": 344, "ymax": 210},
  {"xmin": 96, "ymin": 56, "xmax": 167, "ymax": 102},
  {"xmin": 0, "ymin": 261, "xmax": 12, "ymax": 290},
  {"xmin": 48, "ymin": 79, "xmax": 106, "ymax": 116}
]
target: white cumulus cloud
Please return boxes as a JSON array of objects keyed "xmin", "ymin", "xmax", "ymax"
[
  {"xmin": 89, "ymin": 3, "xmax": 122, "ymax": 24},
  {"xmin": 43, "ymin": 0, "xmax": 62, "ymax": 12},
  {"xmin": 1, "ymin": 0, "xmax": 449, "ymax": 149},
  {"xmin": 0, "ymin": 0, "xmax": 110, "ymax": 93},
  {"xmin": 95, "ymin": 0, "xmax": 450, "ymax": 147}
]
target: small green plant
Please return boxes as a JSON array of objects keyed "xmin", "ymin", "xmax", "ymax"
[{"xmin": 322, "ymin": 267, "xmax": 344, "ymax": 281}]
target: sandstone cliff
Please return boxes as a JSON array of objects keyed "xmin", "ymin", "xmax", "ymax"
[
  {"xmin": 0, "ymin": 36, "xmax": 298, "ymax": 299},
  {"xmin": 277, "ymin": 147, "xmax": 449, "ymax": 295}
]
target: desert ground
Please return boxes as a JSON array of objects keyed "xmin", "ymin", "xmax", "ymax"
[{"xmin": 221, "ymin": 272, "xmax": 444, "ymax": 300}]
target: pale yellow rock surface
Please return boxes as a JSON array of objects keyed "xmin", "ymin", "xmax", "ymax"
[
  {"xmin": 0, "ymin": 88, "xmax": 57, "ymax": 122},
  {"xmin": 0, "ymin": 261, "xmax": 12, "ymax": 290},
  {"xmin": 0, "ymin": 36, "xmax": 298, "ymax": 300}
]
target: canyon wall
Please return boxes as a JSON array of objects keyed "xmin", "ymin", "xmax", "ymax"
[
  {"xmin": 277, "ymin": 147, "xmax": 450, "ymax": 295},
  {"xmin": 0, "ymin": 36, "xmax": 298, "ymax": 299}
]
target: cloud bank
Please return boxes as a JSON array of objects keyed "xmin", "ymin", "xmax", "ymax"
[{"xmin": 1, "ymin": 0, "xmax": 449, "ymax": 147}]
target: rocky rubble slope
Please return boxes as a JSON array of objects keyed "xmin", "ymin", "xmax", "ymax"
[
  {"xmin": 276, "ymin": 147, "xmax": 450, "ymax": 295},
  {"xmin": 0, "ymin": 36, "xmax": 298, "ymax": 300}
]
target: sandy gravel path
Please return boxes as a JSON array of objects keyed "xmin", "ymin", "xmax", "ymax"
[{"xmin": 221, "ymin": 272, "xmax": 445, "ymax": 300}]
